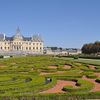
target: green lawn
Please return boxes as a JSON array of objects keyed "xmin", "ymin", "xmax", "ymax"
[{"xmin": 56, "ymin": 57, "xmax": 100, "ymax": 65}]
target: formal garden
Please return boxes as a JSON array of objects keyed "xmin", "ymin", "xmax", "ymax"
[{"xmin": 0, "ymin": 55, "xmax": 100, "ymax": 100}]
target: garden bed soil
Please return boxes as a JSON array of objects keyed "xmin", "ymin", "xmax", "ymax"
[
  {"xmin": 94, "ymin": 73, "xmax": 100, "ymax": 77},
  {"xmin": 48, "ymin": 66, "xmax": 57, "ymax": 69},
  {"xmin": 63, "ymin": 65, "xmax": 71, "ymax": 69},
  {"xmin": 88, "ymin": 65, "xmax": 96, "ymax": 70},
  {"xmin": 42, "ymin": 80, "xmax": 76, "ymax": 93}
]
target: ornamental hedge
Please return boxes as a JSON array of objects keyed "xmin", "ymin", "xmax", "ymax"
[{"xmin": 63, "ymin": 79, "xmax": 94, "ymax": 92}]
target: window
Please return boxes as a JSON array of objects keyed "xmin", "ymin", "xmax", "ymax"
[
  {"xmin": 8, "ymin": 47, "xmax": 9, "ymax": 49},
  {"xmin": 19, "ymin": 46, "xmax": 21, "ymax": 49},
  {"xmin": 33, "ymin": 43, "xmax": 35, "ymax": 45},
  {"xmin": 36, "ymin": 47, "xmax": 38, "ymax": 50},
  {"xmin": 29, "ymin": 47, "xmax": 31, "ymax": 50},
  {"xmin": 1, "ymin": 47, "xmax": 2, "ymax": 50},
  {"xmin": 14, "ymin": 46, "xmax": 16, "ymax": 49},
  {"xmin": 33, "ymin": 47, "xmax": 35, "ymax": 49},
  {"xmin": 26, "ymin": 47, "xmax": 28, "ymax": 50},
  {"xmin": 5, "ymin": 47, "xmax": 6, "ymax": 49}
]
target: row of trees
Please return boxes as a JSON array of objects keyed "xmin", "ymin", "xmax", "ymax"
[
  {"xmin": 46, "ymin": 47, "xmax": 62, "ymax": 50},
  {"xmin": 81, "ymin": 41, "xmax": 100, "ymax": 54}
]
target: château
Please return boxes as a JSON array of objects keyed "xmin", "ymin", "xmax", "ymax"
[{"xmin": 0, "ymin": 28, "xmax": 43, "ymax": 55}]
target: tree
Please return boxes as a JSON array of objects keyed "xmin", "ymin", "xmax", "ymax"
[{"xmin": 81, "ymin": 41, "xmax": 100, "ymax": 54}]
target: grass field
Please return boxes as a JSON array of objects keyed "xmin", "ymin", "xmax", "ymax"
[{"xmin": 0, "ymin": 55, "xmax": 100, "ymax": 100}]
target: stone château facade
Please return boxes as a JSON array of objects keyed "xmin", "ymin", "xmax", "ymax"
[{"xmin": 0, "ymin": 28, "xmax": 43, "ymax": 55}]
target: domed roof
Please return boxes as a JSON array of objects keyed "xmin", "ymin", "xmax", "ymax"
[{"xmin": 13, "ymin": 27, "xmax": 23, "ymax": 41}]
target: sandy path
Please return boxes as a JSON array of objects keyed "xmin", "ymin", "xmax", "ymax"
[
  {"xmin": 75, "ymin": 63, "xmax": 82, "ymax": 65},
  {"xmin": 48, "ymin": 66, "xmax": 57, "ymax": 69},
  {"xmin": 82, "ymin": 76, "xmax": 100, "ymax": 92},
  {"xmin": 63, "ymin": 65, "xmax": 71, "ymax": 69},
  {"xmin": 88, "ymin": 65, "xmax": 96, "ymax": 70},
  {"xmin": 94, "ymin": 73, "xmax": 100, "ymax": 77},
  {"xmin": 48, "ymin": 65, "xmax": 71, "ymax": 70},
  {"xmin": 42, "ymin": 80, "xmax": 76, "ymax": 93}
]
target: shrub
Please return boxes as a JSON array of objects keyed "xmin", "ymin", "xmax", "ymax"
[
  {"xmin": 12, "ymin": 77, "xmax": 18, "ymax": 81},
  {"xmin": 25, "ymin": 77, "xmax": 32, "ymax": 82},
  {"xmin": 86, "ymin": 74, "xmax": 97, "ymax": 79},
  {"xmin": 73, "ymin": 55, "xmax": 79, "ymax": 59},
  {"xmin": 96, "ymin": 78, "xmax": 100, "ymax": 83},
  {"xmin": 63, "ymin": 79, "xmax": 94, "ymax": 92},
  {"xmin": 82, "ymin": 72, "xmax": 97, "ymax": 79},
  {"xmin": 10, "ymin": 56, "xmax": 13, "ymax": 58},
  {"xmin": 62, "ymin": 85, "xmax": 73, "ymax": 92},
  {"xmin": 0, "ymin": 55, "xmax": 3, "ymax": 58}
]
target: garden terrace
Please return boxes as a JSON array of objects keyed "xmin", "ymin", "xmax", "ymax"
[{"xmin": 0, "ymin": 56, "xmax": 99, "ymax": 99}]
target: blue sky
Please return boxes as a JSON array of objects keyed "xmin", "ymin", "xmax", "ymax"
[{"xmin": 0, "ymin": 0, "xmax": 100, "ymax": 48}]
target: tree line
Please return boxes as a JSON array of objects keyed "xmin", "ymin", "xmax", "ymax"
[{"xmin": 81, "ymin": 41, "xmax": 100, "ymax": 54}]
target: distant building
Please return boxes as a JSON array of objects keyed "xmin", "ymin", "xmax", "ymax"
[
  {"xmin": 61, "ymin": 49, "xmax": 68, "ymax": 56},
  {"xmin": 44, "ymin": 47, "xmax": 81, "ymax": 55},
  {"xmin": 67, "ymin": 49, "xmax": 82, "ymax": 55},
  {"xmin": 44, "ymin": 47, "xmax": 62, "ymax": 55},
  {"xmin": 0, "ymin": 28, "xmax": 43, "ymax": 55}
]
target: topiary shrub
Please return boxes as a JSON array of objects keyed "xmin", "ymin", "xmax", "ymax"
[
  {"xmin": 96, "ymin": 78, "xmax": 100, "ymax": 83},
  {"xmin": 73, "ymin": 55, "xmax": 79, "ymax": 59},
  {"xmin": 0, "ymin": 55, "xmax": 3, "ymax": 58},
  {"xmin": 86, "ymin": 74, "xmax": 97, "ymax": 79},
  {"xmin": 12, "ymin": 77, "xmax": 18, "ymax": 81},
  {"xmin": 83, "ymin": 72, "xmax": 97, "ymax": 79},
  {"xmin": 62, "ymin": 85, "xmax": 73, "ymax": 92},
  {"xmin": 63, "ymin": 79, "xmax": 94, "ymax": 93},
  {"xmin": 10, "ymin": 56, "xmax": 13, "ymax": 58},
  {"xmin": 25, "ymin": 77, "xmax": 32, "ymax": 82}
]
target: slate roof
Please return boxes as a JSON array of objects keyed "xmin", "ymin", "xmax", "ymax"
[
  {"xmin": 5, "ymin": 36, "xmax": 13, "ymax": 41},
  {"xmin": 23, "ymin": 37, "xmax": 32, "ymax": 41},
  {"xmin": 0, "ymin": 34, "xmax": 4, "ymax": 41},
  {"xmin": 0, "ymin": 34, "xmax": 43, "ymax": 42}
]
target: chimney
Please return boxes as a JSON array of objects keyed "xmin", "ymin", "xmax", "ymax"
[{"xmin": 3, "ymin": 33, "xmax": 5, "ymax": 40}]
